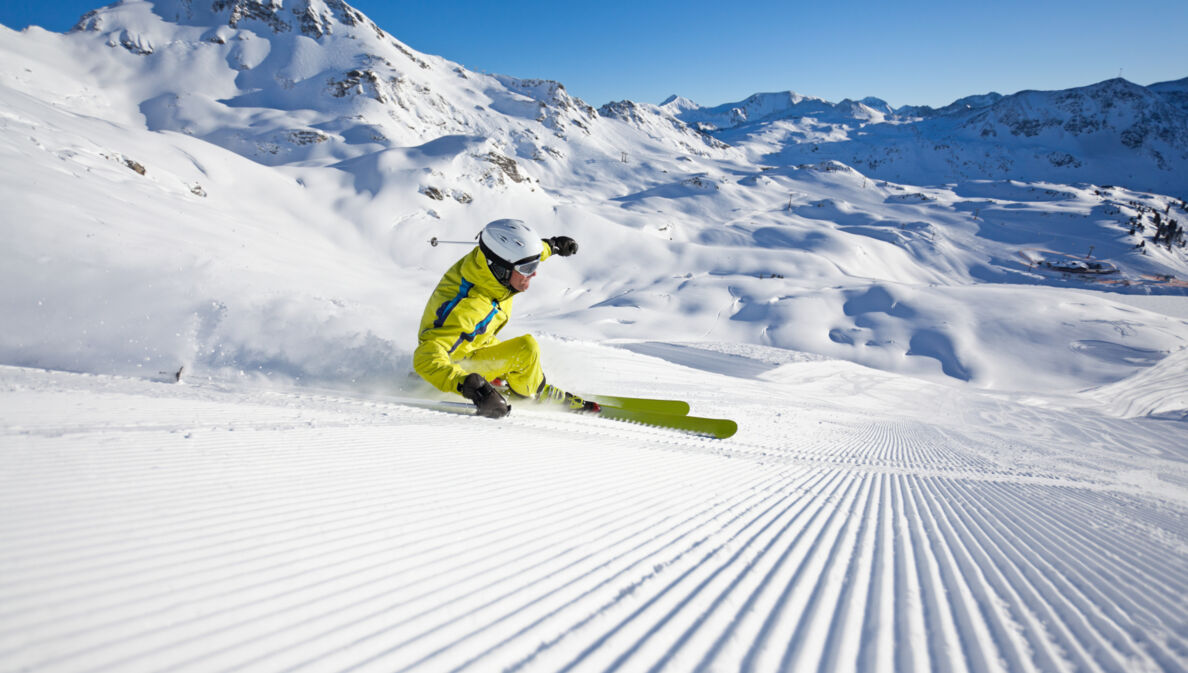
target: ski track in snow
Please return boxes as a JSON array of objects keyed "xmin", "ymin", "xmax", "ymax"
[{"xmin": 1, "ymin": 363, "xmax": 1186, "ymax": 673}]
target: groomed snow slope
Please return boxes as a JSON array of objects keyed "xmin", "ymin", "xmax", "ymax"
[{"xmin": 3, "ymin": 339, "xmax": 1187, "ymax": 673}]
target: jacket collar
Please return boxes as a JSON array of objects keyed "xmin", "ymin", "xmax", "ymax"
[{"xmin": 460, "ymin": 247, "xmax": 516, "ymax": 301}]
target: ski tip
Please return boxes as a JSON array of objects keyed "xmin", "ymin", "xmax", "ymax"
[{"xmin": 595, "ymin": 405, "xmax": 737, "ymax": 439}]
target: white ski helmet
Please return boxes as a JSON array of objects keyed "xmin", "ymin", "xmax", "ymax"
[{"xmin": 478, "ymin": 219, "xmax": 544, "ymax": 286}]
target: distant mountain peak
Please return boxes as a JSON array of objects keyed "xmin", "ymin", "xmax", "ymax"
[{"xmin": 659, "ymin": 95, "xmax": 699, "ymax": 112}]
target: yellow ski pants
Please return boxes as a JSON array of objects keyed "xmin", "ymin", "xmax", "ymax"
[{"xmin": 457, "ymin": 334, "xmax": 544, "ymax": 398}]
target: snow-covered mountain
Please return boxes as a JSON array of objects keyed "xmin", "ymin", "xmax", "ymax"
[
  {"xmin": 663, "ymin": 78, "xmax": 1188, "ymax": 195},
  {"xmin": 55, "ymin": 0, "xmax": 1188, "ymax": 197},
  {"xmin": 67, "ymin": 0, "xmax": 607, "ymax": 164},
  {"xmin": 661, "ymin": 90, "xmax": 890, "ymax": 129},
  {"xmin": 895, "ymin": 92, "xmax": 1005, "ymax": 119}
]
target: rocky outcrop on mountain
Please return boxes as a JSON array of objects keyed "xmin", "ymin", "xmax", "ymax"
[
  {"xmin": 493, "ymin": 77, "xmax": 597, "ymax": 137},
  {"xmin": 211, "ymin": 0, "xmax": 292, "ymax": 33},
  {"xmin": 290, "ymin": 0, "xmax": 379, "ymax": 39}
]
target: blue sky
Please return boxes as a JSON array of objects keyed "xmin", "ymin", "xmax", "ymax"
[{"xmin": 3, "ymin": 0, "xmax": 1186, "ymax": 108}]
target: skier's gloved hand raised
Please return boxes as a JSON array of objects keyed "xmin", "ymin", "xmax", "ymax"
[
  {"xmin": 545, "ymin": 236, "xmax": 578, "ymax": 256},
  {"xmin": 459, "ymin": 372, "xmax": 510, "ymax": 418}
]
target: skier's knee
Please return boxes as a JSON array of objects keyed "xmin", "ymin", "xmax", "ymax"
[{"xmin": 519, "ymin": 334, "xmax": 539, "ymax": 356}]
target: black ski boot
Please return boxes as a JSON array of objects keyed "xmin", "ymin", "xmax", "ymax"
[{"xmin": 459, "ymin": 373, "xmax": 511, "ymax": 418}]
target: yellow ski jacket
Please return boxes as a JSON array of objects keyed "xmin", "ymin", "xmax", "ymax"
[{"xmin": 414, "ymin": 241, "xmax": 554, "ymax": 393}]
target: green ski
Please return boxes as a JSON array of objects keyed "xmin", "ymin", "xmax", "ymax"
[
  {"xmin": 484, "ymin": 379, "xmax": 731, "ymax": 436},
  {"xmin": 594, "ymin": 405, "xmax": 737, "ymax": 439},
  {"xmin": 583, "ymin": 394, "xmax": 690, "ymax": 416}
]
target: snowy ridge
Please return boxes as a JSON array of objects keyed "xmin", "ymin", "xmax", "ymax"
[
  {"xmin": 665, "ymin": 90, "xmax": 875, "ymax": 130},
  {"xmin": 896, "ymin": 92, "xmax": 1005, "ymax": 119}
]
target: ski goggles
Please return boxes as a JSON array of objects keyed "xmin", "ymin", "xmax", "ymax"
[{"xmin": 511, "ymin": 255, "xmax": 541, "ymax": 276}]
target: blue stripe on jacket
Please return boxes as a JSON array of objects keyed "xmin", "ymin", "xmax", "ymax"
[
  {"xmin": 448, "ymin": 301, "xmax": 500, "ymax": 354},
  {"xmin": 433, "ymin": 278, "xmax": 474, "ymax": 329}
]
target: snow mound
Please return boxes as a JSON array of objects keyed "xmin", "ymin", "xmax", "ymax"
[{"xmin": 1085, "ymin": 346, "xmax": 1188, "ymax": 419}]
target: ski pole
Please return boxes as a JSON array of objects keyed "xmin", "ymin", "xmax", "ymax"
[{"xmin": 428, "ymin": 236, "xmax": 476, "ymax": 247}]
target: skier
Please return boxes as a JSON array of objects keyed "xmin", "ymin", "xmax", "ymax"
[{"xmin": 413, "ymin": 218, "xmax": 597, "ymax": 418}]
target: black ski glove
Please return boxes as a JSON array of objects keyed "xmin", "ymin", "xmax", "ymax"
[
  {"xmin": 459, "ymin": 372, "xmax": 510, "ymax": 418},
  {"xmin": 545, "ymin": 236, "xmax": 578, "ymax": 256}
]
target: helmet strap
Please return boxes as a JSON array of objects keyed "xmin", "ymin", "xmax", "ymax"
[{"xmin": 478, "ymin": 239, "xmax": 515, "ymax": 289}]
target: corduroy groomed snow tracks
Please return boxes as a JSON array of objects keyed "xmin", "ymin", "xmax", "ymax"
[{"xmin": 1, "ymin": 366, "xmax": 1185, "ymax": 673}]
